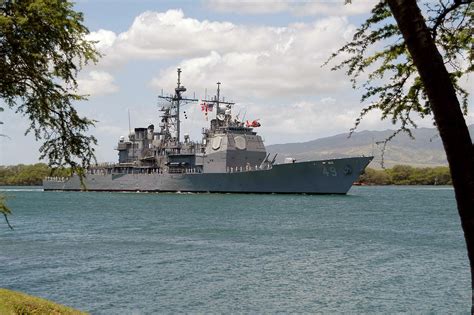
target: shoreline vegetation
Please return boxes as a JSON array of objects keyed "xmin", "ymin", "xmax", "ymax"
[
  {"xmin": 0, "ymin": 288, "xmax": 86, "ymax": 314},
  {"xmin": 0, "ymin": 164, "xmax": 70, "ymax": 186},
  {"xmin": 358, "ymin": 165, "xmax": 451, "ymax": 185},
  {"xmin": 0, "ymin": 163, "xmax": 452, "ymax": 186}
]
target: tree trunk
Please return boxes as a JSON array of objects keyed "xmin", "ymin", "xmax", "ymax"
[{"xmin": 386, "ymin": 0, "xmax": 474, "ymax": 311}]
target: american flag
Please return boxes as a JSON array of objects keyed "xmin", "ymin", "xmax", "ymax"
[{"xmin": 201, "ymin": 102, "xmax": 213, "ymax": 112}]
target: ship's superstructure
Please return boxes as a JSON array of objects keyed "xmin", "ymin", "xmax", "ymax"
[
  {"xmin": 43, "ymin": 69, "xmax": 373, "ymax": 194},
  {"xmin": 112, "ymin": 69, "xmax": 267, "ymax": 175}
]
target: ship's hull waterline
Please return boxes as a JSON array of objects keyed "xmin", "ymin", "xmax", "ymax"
[{"xmin": 43, "ymin": 156, "xmax": 373, "ymax": 194}]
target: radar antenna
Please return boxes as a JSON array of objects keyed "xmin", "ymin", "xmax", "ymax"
[{"xmin": 158, "ymin": 68, "xmax": 198, "ymax": 145}]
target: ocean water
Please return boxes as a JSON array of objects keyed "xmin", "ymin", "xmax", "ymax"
[{"xmin": 0, "ymin": 186, "xmax": 469, "ymax": 313}]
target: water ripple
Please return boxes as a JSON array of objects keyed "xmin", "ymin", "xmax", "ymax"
[{"xmin": 0, "ymin": 186, "xmax": 469, "ymax": 313}]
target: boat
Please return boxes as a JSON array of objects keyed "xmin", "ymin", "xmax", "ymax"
[{"xmin": 43, "ymin": 69, "xmax": 373, "ymax": 194}]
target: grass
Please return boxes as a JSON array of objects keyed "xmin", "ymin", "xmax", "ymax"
[{"xmin": 0, "ymin": 288, "xmax": 87, "ymax": 315}]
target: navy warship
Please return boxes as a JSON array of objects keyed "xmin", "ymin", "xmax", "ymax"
[{"xmin": 43, "ymin": 69, "xmax": 372, "ymax": 194}]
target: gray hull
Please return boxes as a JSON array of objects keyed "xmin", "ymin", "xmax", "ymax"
[{"xmin": 43, "ymin": 157, "xmax": 372, "ymax": 194}]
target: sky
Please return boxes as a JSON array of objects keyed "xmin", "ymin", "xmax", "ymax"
[{"xmin": 1, "ymin": 0, "xmax": 473, "ymax": 165}]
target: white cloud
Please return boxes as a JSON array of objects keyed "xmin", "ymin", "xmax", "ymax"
[
  {"xmin": 92, "ymin": 9, "xmax": 289, "ymax": 65},
  {"xmin": 88, "ymin": 9, "xmax": 356, "ymax": 66},
  {"xmin": 142, "ymin": 13, "xmax": 357, "ymax": 99},
  {"xmin": 86, "ymin": 29, "xmax": 117, "ymax": 52},
  {"xmin": 248, "ymin": 100, "xmax": 361, "ymax": 143},
  {"xmin": 77, "ymin": 71, "xmax": 119, "ymax": 96},
  {"xmin": 204, "ymin": 0, "xmax": 378, "ymax": 16},
  {"xmin": 84, "ymin": 10, "xmax": 357, "ymax": 99},
  {"xmin": 151, "ymin": 49, "xmax": 350, "ymax": 100}
]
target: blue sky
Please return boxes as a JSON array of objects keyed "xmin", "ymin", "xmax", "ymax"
[{"xmin": 1, "ymin": 0, "xmax": 472, "ymax": 165}]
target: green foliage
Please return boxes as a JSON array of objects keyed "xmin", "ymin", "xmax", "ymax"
[
  {"xmin": 0, "ymin": 163, "xmax": 70, "ymax": 186},
  {"xmin": 326, "ymin": 0, "xmax": 473, "ymax": 135},
  {"xmin": 0, "ymin": 194, "xmax": 13, "ymax": 229},
  {"xmin": 358, "ymin": 168, "xmax": 392, "ymax": 185},
  {"xmin": 0, "ymin": 0, "xmax": 100, "ymax": 170},
  {"xmin": 359, "ymin": 165, "xmax": 452, "ymax": 185},
  {"xmin": 0, "ymin": 106, "xmax": 8, "ymax": 138},
  {"xmin": 0, "ymin": 194, "xmax": 11, "ymax": 215}
]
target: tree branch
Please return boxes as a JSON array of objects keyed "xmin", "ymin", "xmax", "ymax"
[
  {"xmin": 3, "ymin": 213, "xmax": 13, "ymax": 230},
  {"xmin": 430, "ymin": 0, "xmax": 470, "ymax": 40}
]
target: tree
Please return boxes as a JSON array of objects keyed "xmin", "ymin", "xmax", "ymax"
[
  {"xmin": 327, "ymin": 0, "xmax": 473, "ymax": 310},
  {"xmin": 0, "ymin": 0, "xmax": 100, "ymax": 228}
]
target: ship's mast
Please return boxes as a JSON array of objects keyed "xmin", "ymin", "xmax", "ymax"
[
  {"xmin": 158, "ymin": 68, "xmax": 197, "ymax": 144},
  {"xmin": 201, "ymin": 82, "xmax": 234, "ymax": 120},
  {"xmin": 216, "ymin": 82, "xmax": 221, "ymax": 114},
  {"xmin": 176, "ymin": 68, "xmax": 183, "ymax": 143}
]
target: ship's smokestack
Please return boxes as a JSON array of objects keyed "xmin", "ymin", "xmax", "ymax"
[{"xmin": 147, "ymin": 124, "xmax": 154, "ymax": 140}]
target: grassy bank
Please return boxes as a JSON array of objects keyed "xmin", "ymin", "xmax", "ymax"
[{"xmin": 0, "ymin": 288, "xmax": 86, "ymax": 314}]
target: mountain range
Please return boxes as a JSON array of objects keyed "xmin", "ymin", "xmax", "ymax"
[{"xmin": 267, "ymin": 125, "xmax": 474, "ymax": 168}]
